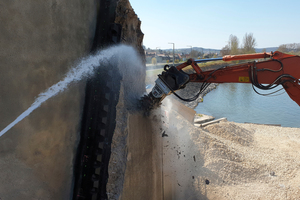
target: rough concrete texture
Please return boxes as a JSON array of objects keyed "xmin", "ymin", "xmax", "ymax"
[
  {"xmin": 105, "ymin": 45, "xmax": 151, "ymax": 199},
  {"xmin": 104, "ymin": 1, "xmax": 163, "ymax": 199},
  {"xmin": 115, "ymin": 0, "xmax": 144, "ymax": 59},
  {"xmin": 0, "ymin": 1, "xmax": 97, "ymax": 199},
  {"xmin": 120, "ymin": 112, "xmax": 163, "ymax": 200},
  {"xmin": 0, "ymin": 0, "xmax": 151, "ymax": 199},
  {"xmin": 106, "ymin": 1, "xmax": 164, "ymax": 198}
]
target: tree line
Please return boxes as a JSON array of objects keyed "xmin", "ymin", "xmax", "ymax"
[
  {"xmin": 221, "ymin": 33, "xmax": 300, "ymax": 56},
  {"xmin": 220, "ymin": 33, "xmax": 257, "ymax": 56},
  {"xmin": 277, "ymin": 43, "xmax": 300, "ymax": 55}
]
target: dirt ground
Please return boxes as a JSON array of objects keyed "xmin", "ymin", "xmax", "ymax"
[
  {"xmin": 161, "ymin": 101, "xmax": 300, "ymax": 200},
  {"xmin": 198, "ymin": 121, "xmax": 300, "ymax": 200}
]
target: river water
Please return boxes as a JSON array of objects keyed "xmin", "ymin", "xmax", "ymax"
[{"xmin": 195, "ymin": 83, "xmax": 300, "ymax": 128}]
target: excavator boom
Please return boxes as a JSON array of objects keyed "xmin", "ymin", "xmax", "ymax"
[{"xmin": 141, "ymin": 51, "xmax": 300, "ymax": 112}]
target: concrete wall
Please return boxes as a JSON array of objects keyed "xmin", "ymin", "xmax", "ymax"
[
  {"xmin": 0, "ymin": 1, "xmax": 97, "ymax": 199},
  {"xmin": 120, "ymin": 113, "xmax": 163, "ymax": 200},
  {"xmin": 0, "ymin": 0, "xmax": 162, "ymax": 199},
  {"xmin": 106, "ymin": 1, "xmax": 164, "ymax": 199}
]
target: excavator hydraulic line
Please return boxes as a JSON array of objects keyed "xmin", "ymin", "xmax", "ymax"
[{"xmin": 141, "ymin": 51, "xmax": 300, "ymax": 112}]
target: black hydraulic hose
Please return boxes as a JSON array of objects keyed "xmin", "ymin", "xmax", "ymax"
[
  {"xmin": 249, "ymin": 60, "xmax": 298, "ymax": 96},
  {"xmin": 251, "ymin": 64, "xmax": 280, "ymax": 90},
  {"xmin": 163, "ymin": 65, "xmax": 226, "ymax": 102},
  {"xmin": 257, "ymin": 59, "xmax": 283, "ymax": 73}
]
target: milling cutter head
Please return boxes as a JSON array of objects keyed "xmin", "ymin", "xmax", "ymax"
[{"xmin": 139, "ymin": 92, "xmax": 162, "ymax": 116}]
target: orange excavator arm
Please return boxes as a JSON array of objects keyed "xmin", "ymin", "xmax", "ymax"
[
  {"xmin": 140, "ymin": 51, "xmax": 300, "ymax": 112},
  {"xmin": 178, "ymin": 51, "xmax": 300, "ymax": 106}
]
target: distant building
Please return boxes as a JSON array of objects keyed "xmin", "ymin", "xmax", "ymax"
[{"xmin": 145, "ymin": 50, "xmax": 192, "ymax": 63}]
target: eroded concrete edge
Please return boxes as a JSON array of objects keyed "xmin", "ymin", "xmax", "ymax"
[{"xmin": 120, "ymin": 110, "xmax": 163, "ymax": 200}]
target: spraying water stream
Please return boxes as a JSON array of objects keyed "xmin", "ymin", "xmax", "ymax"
[{"xmin": 0, "ymin": 45, "xmax": 143, "ymax": 137}]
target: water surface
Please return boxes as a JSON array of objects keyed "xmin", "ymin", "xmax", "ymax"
[{"xmin": 195, "ymin": 83, "xmax": 300, "ymax": 128}]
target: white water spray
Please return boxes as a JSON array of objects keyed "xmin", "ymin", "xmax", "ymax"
[{"xmin": 0, "ymin": 45, "xmax": 142, "ymax": 137}]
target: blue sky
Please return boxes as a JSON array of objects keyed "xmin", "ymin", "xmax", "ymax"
[{"xmin": 129, "ymin": 0, "xmax": 300, "ymax": 50}]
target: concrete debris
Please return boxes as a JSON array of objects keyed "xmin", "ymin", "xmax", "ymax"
[
  {"xmin": 194, "ymin": 114, "xmax": 215, "ymax": 124},
  {"xmin": 194, "ymin": 114, "xmax": 228, "ymax": 127},
  {"xmin": 199, "ymin": 117, "xmax": 227, "ymax": 127},
  {"xmin": 205, "ymin": 179, "xmax": 210, "ymax": 185},
  {"xmin": 161, "ymin": 130, "xmax": 168, "ymax": 137},
  {"xmin": 270, "ymin": 171, "xmax": 276, "ymax": 176}
]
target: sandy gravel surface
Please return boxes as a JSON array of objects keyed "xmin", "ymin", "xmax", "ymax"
[
  {"xmin": 157, "ymin": 92, "xmax": 300, "ymax": 200},
  {"xmin": 191, "ymin": 120, "xmax": 300, "ymax": 200}
]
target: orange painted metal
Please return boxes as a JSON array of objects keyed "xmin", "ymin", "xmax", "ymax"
[
  {"xmin": 176, "ymin": 59, "xmax": 203, "ymax": 75},
  {"xmin": 222, "ymin": 51, "xmax": 294, "ymax": 62},
  {"xmin": 223, "ymin": 52, "xmax": 272, "ymax": 61},
  {"xmin": 176, "ymin": 52, "xmax": 300, "ymax": 106}
]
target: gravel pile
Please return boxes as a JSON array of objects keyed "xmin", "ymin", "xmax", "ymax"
[{"xmin": 190, "ymin": 120, "xmax": 300, "ymax": 199}]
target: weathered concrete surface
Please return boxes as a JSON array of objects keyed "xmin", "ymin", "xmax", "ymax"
[
  {"xmin": 115, "ymin": 0, "xmax": 144, "ymax": 58},
  {"xmin": 0, "ymin": 1, "xmax": 97, "ymax": 199},
  {"xmin": 0, "ymin": 0, "xmax": 163, "ymax": 199},
  {"xmin": 105, "ymin": 1, "xmax": 161, "ymax": 199},
  {"xmin": 121, "ymin": 113, "xmax": 163, "ymax": 200}
]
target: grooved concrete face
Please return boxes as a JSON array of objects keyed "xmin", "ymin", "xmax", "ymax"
[
  {"xmin": 121, "ymin": 112, "xmax": 163, "ymax": 200},
  {"xmin": 0, "ymin": 1, "xmax": 97, "ymax": 199}
]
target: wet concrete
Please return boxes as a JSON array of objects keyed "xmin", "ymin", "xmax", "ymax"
[
  {"xmin": 0, "ymin": 1, "xmax": 97, "ymax": 199},
  {"xmin": 0, "ymin": 0, "xmax": 161, "ymax": 199}
]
